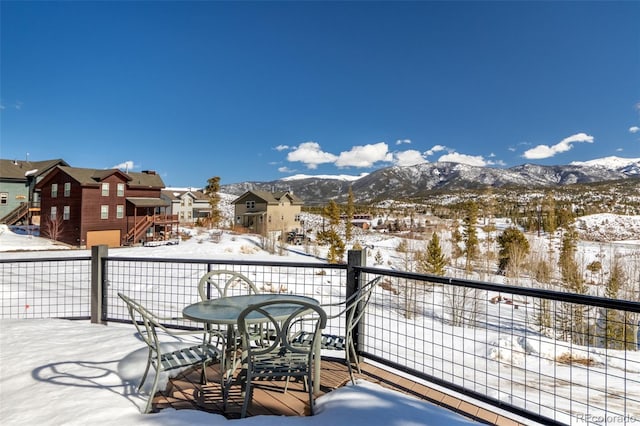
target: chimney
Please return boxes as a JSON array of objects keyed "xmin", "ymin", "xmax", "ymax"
[{"xmin": 142, "ymin": 170, "xmax": 156, "ymax": 175}]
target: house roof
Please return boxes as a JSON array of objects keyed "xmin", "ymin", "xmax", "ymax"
[
  {"xmin": 161, "ymin": 189, "xmax": 208, "ymax": 201},
  {"xmin": 0, "ymin": 158, "xmax": 69, "ymax": 181},
  {"xmin": 232, "ymin": 190, "xmax": 304, "ymax": 205},
  {"xmin": 126, "ymin": 197, "xmax": 169, "ymax": 207},
  {"xmin": 36, "ymin": 166, "xmax": 165, "ymax": 189}
]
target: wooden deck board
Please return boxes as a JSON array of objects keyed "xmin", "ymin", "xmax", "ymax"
[{"xmin": 151, "ymin": 358, "xmax": 527, "ymax": 425}]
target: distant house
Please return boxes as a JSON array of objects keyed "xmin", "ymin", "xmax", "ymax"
[
  {"xmin": 161, "ymin": 189, "xmax": 211, "ymax": 224},
  {"xmin": 232, "ymin": 190, "xmax": 304, "ymax": 236},
  {"xmin": 35, "ymin": 166, "xmax": 177, "ymax": 248},
  {"xmin": 0, "ymin": 158, "xmax": 69, "ymax": 225}
]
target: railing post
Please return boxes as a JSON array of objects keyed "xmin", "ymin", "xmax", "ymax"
[
  {"xmin": 91, "ymin": 244, "xmax": 108, "ymax": 324},
  {"xmin": 346, "ymin": 249, "xmax": 367, "ymax": 362}
]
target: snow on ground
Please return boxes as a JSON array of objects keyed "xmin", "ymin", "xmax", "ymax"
[
  {"xmin": 575, "ymin": 213, "xmax": 640, "ymax": 243},
  {"xmin": 0, "ymin": 319, "xmax": 476, "ymax": 426}
]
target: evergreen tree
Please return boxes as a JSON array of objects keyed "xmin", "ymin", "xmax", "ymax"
[
  {"xmin": 317, "ymin": 200, "xmax": 345, "ymax": 264},
  {"xmin": 345, "ymin": 186, "xmax": 355, "ymax": 242},
  {"xmin": 497, "ymin": 227, "xmax": 530, "ymax": 273},
  {"xmin": 462, "ymin": 201, "xmax": 479, "ymax": 272},
  {"xmin": 204, "ymin": 176, "xmax": 222, "ymax": 228},
  {"xmin": 417, "ymin": 232, "xmax": 448, "ymax": 276},
  {"xmin": 542, "ymin": 192, "xmax": 557, "ymax": 233}
]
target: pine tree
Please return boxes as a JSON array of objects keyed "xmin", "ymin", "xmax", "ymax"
[
  {"xmin": 345, "ymin": 186, "xmax": 355, "ymax": 242},
  {"xmin": 204, "ymin": 176, "xmax": 222, "ymax": 228},
  {"xmin": 462, "ymin": 201, "xmax": 479, "ymax": 272},
  {"xmin": 317, "ymin": 200, "xmax": 345, "ymax": 264},
  {"xmin": 542, "ymin": 192, "xmax": 557, "ymax": 233},
  {"xmin": 417, "ymin": 232, "xmax": 447, "ymax": 276},
  {"xmin": 497, "ymin": 227, "xmax": 530, "ymax": 273}
]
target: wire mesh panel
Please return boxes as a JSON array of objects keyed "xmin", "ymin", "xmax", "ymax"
[
  {"xmin": 358, "ymin": 268, "xmax": 640, "ymax": 426},
  {"xmin": 104, "ymin": 257, "xmax": 348, "ymax": 333},
  {"xmin": 0, "ymin": 257, "xmax": 92, "ymax": 319}
]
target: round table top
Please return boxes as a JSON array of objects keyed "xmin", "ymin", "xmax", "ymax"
[{"xmin": 182, "ymin": 293, "xmax": 319, "ymax": 324}]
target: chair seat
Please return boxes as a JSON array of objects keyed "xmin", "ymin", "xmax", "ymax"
[
  {"xmin": 291, "ymin": 331, "xmax": 346, "ymax": 351},
  {"xmin": 251, "ymin": 352, "xmax": 310, "ymax": 375},
  {"xmin": 157, "ymin": 344, "xmax": 220, "ymax": 372}
]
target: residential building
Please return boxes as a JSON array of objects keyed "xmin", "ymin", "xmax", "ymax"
[
  {"xmin": 0, "ymin": 158, "xmax": 69, "ymax": 225},
  {"xmin": 35, "ymin": 166, "xmax": 177, "ymax": 248},
  {"xmin": 232, "ymin": 190, "xmax": 304, "ymax": 236},
  {"xmin": 161, "ymin": 189, "xmax": 211, "ymax": 224}
]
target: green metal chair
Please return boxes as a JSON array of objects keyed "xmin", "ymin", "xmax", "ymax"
[
  {"xmin": 237, "ymin": 298, "xmax": 327, "ymax": 418},
  {"xmin": 197, "ymin": 269, "xmax": 260, "ymax": 300},
  {"xmin": 291, "ymin": 276, "xmax": 382, "ymax": 384},
  {"xmin": 118, "ymin": 292, "xmax": 221, "ymax": 414}
]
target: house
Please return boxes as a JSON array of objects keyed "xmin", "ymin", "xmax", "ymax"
[
  {"xmin": 0, "ymin": 158, "xmax": 69, "ymax": 226},
  {"xmin": 161, "ymin": 188, "xmax": 211, "ymax": 224},
  {"xmin": 35, "ymin": 166, "xmax": 177, "ymax": 248},
  {"xmin": 232, "ymin": 190, "xmax": 304, "ymax": 236}
]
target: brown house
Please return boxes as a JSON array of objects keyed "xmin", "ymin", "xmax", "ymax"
[
  {"xmin": 232, "ymin": 190, "xmax": 304, "ymax": 236},
  {"xmin": 35, "ymin": 166, "xmax": 177, "ymax": 248}
]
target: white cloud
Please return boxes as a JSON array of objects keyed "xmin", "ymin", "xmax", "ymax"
[
  {"xmin": 522, "ymin": 132, "xmax": 594, "ymax": 160},
  {"xmin": 629, "ymin": 126, "xmax": 640, "ymax": 134},
  {"xmin": 112, "ymin": 161, "xmax": 136, "ymax": 171},
  {"xmin": 274, "ymin": 145, "xmax": 290, "ymax": 151},
  {"xmin": 278, "ymin": 166, "xmax": 295, "ymax": 173},
  {"xmin": 335, "ymin": 142, "xmax": 391, "ymax": 168},
  {"xmin": 425, "ymin": 145, "xmax": 447, "ymax": 156},
  {"xmin": 394, "ymin": 150, "xmax": 427, "ymax": 167},
  {"xmin": 286, "ymin": 142, "xmax": 337, "ymax": 169},
  {"xmin": 395, "ymin": 139, "xmax": 411, "ymax": 145},
  {"xmin": 438, "ymin": 152, "xmax": 487, "ymax": 167}
]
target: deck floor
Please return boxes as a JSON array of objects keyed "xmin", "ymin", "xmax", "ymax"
[{"xmin": 152, "ymin": 357, "xmax": 526, "ymax": 425}]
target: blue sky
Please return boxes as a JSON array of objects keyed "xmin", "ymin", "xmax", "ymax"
[{"xmin": 1, "ymin": 1, "xmax": 639, "ymax": 187}]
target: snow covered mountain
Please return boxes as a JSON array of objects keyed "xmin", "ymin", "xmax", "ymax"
[{"xmin": 221, "ymin": 157, "xmax": 640, "ymax": 204}]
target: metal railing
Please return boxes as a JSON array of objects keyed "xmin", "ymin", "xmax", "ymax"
[{"xmin": 1, "ymin": 248, "xmax": 638, "ymax": 425}]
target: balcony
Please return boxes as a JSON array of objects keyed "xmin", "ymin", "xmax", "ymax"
[{"xmin": 1, "ymin": 251, "xmax": 638, "ymax": 425}]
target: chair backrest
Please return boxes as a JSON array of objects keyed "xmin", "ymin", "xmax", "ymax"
[
  {"xmin": 344, "ymin": 276, "xmax": 382, "ymax": 335},
  {"xmin": 118, "ymin": 292, "xmax": 161, "ymax": 352},
  {"xmin": 238, "ymin": 299, "xmax": 327, "ymax": 358},
  {"xmin": 198, "ymin": 270, "xmax": 260, "ymax": 300}
]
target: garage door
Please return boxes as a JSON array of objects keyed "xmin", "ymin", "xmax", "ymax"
[{"xmin": 86, "ymin": 230, "xmax": 121, "ymax": 248}]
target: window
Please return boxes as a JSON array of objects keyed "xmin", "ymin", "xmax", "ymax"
[
  {"xmin": 295, "ymin": 214, "xmax": 301, "ymax": 222},
  {"xmin": 100, "ymin": 205, "xmax": 108, "ymax": 219},
  {"xmin": 64, "ymin": 182, "xmax": 71, "ymax": 197},
  {"xmin": 101, "ymin": 183, "xmax": 109, "ymax": 196},
  {"xmin": 51, "ymin": 184, "xmax": 58, "ymax": 198},
  {"xmin": 246, "ymin": 200, "xmax": 255, "ymax": 209},
  {"xmin": 117, "ymin": 183, "xmax": 125, "ymax": 197},
  {"xmin": 0, "ymin": 193, "xmax": 7, "ymax": 205},
  {"xmin": 63, "ymin": 206, "xmax": 70, "ymax": 220},
  {"xmin": 268, "ymin": 215, "xmax": 272, "ymax": 223},
  {"xmin": 50, "ymin": 206, "xmax": 57, "ymax": 220},
  {"xmin": 116, "ymin": 205, "xmax": 124, "ymax": 219}
]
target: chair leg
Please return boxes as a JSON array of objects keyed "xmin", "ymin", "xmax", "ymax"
[
  {"xmin": 144, "ymin": 366, "xmax": 161, "ymax": 414},
  {"xmin": 139, "ymin": 354, "xmax": 153, "ymax": 391},
  {"xmin": 307, "ymin": 372, "xmax": 314, "ymax": 415},
  {"xmin": 240, "ymin": 376, "xmax": 253, "ymax": 418}
]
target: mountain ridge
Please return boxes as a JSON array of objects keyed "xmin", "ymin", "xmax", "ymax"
[{"xmin": 220, "ymin": 157, "xmax": 640, "ymax": 204}]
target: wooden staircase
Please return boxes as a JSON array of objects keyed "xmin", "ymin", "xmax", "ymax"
[
  {"xmin": 0, "ymin": 203, "xmax": 29, "ymax": 225},
  {"xmin": 125, "ymin": 215, "xmax": 154, "ymax": 245}
]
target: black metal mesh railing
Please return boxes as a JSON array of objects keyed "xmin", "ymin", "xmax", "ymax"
[
  {"xmin": 2, "ymin": 254, "xmax": 638, "ymax": 425},
  {"xmin": 104, "ymin": 257, "xmax": 348, "ymax": 334},
  {"xmin": 356, "ymin": 267, "xmax": 640, "ymax": 426},
  {"xmin": 0, "ymin": 256, "xmax": 92, "ymax": 319}
]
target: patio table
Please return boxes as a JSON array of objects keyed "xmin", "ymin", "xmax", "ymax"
[{"xmin": 183, "ymin": 293, "xmax": 322, "ymax": 394}]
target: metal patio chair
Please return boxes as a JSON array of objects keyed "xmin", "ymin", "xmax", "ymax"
[
  {"xmin": 118, "ymin": 292, "xmax": 221, "ymax": 414},
  {"xmin": 291, "ymin": 276, "xmax": 382, "ymax": 384},
  {"xmin": 237, "ymin": 298, "xmax": 327, "ymax": 418}
]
